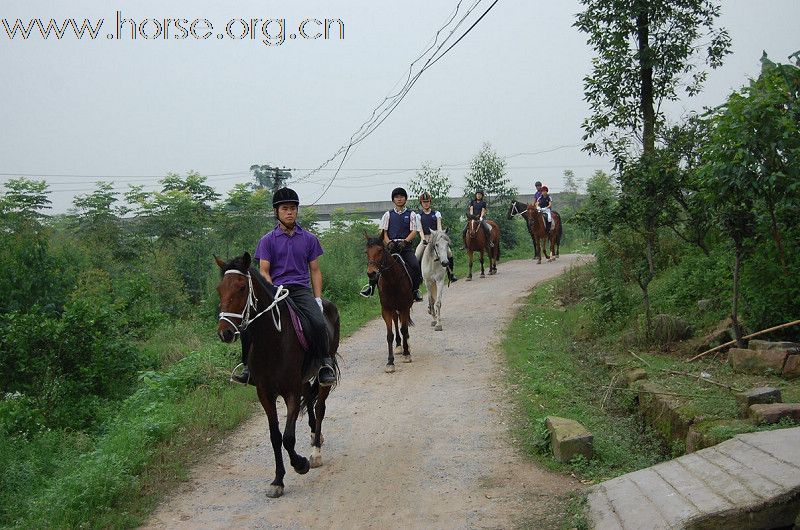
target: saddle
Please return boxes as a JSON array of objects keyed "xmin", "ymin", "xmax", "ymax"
[{"xmin": 261, "ymin": 282, "xmax": 313, "ymax": 352}]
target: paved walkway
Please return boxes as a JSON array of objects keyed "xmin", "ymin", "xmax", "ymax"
[{"xmin": 588, "ymin": 426, "xmax": 800, "ymax": 529}]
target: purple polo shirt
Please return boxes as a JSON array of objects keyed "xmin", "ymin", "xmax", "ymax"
[{"xmin": 254, "ymin": 224, "xmax": 324, "ymax": 288}]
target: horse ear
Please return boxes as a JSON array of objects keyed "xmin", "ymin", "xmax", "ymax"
[
  {"xmin": 242, "ymin": 252, "xmax": 251, "ymax": 269},
  {"xmin": 214, "ymin": 255, "xmax": 226, "ymax": 269}
]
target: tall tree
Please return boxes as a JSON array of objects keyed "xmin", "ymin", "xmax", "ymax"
[
  {"xmin": 575, "ymin": 0, "xmax": 730, "ymax": 160},
  {"xmin": 699, "ymin": 52, "xmax": 800, "ymax": 342},
  {"xmin": 575, "ymin": 0, "xmax": 730, "ymax": 338}
]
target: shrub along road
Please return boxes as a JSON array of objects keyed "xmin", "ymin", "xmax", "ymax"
[{"xmin": 144, "ymin": 254, "xmax": 591, "ymax": 529}]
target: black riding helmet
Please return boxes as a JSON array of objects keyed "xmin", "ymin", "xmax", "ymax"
[
  {"xmin": 391, "ymin": 187, "xmax": 408, "ymax": 200},
  {"xmin": 475, "ymin": 189, "xmax": 484, "ymax": 197},
  {"xmin": 272, "ymin": 187, "xmax": 300, "ymax": 208}
]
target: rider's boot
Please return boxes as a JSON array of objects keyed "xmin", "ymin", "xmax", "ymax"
[
  {"xmin": 413, "ymin": 289, "xmax": 423, "ymax": 302},
  {"xmin": 230, "ymin": 364, "xmax": 251, "ymax": 385},
  {"xmin": 318, "ymin": 357, "xmax": 336, "ymax": 387},
  {"xmin": 545, "ymin": 221, "xmax": 551, "ymax": 234},
  {"xmin": 447, "ymin": 257, "xmax": 458, "ymax": 282}
]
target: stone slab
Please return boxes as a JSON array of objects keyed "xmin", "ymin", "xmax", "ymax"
[
  {"xmin": 587, "ymin": 427, "xmax": 800, "ymax": 529},
  {"xmin": 625, "ymin": 368, "xmax": 648, "ymax": 385},
  {"xmin": 749, "ymin": 403, "xmax": 800, "ymax": 425},
  {"xmin": 729, "ymin": 347, "xmax": 787, "ymax": 374},
  {"xmin": 748, "ymin": 339, "xmax": 800, "ymax": 351},
  {"xmin": 545, "ymin": 416, "xmax": 593, "ymax": 462},
  {"xmin": 735, "ymin": 387, "xmax": 782, "ymax": 417},
  {"xmin": 783, "ymin": 354, "xmax": 800, "ymax": 379}
]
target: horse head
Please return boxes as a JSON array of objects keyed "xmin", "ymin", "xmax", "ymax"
[
  {"xmin": 215, "ymin": 252, "xmax": 253, "ymax": 343},
  {"xmin": 507, "ymin": 200, "xmax": 527, "ymax": 220},
  {"xmin": 465, "ymin": 213, "xmax": 482, "ymax": 237},
  {"xmin": 364, "ymin": 232, "xmax": 387, "ymax": 283},
  {"xmin": 428, "ymin": 230, "xmax": 451, "ymax": 268}
]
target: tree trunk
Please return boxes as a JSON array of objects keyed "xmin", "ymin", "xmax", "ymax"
[
  {"xmin": 731, "ymin": 242, "xmax": 745, "ymax": 348},
  {"xmin": 636, "ymin": 4, "xmax": 655, "ymax": 155},
  {"xmin": 765, "ymin": 194, "xmax": 787, "ymax": 270}
]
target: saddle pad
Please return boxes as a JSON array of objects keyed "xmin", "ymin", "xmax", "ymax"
[{"xmin": 285, "ymin": 302, "xmax": 310, "ymax": 352}]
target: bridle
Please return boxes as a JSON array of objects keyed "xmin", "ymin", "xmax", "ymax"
[
  {"xmin": 218, "ymin": 269, "xmax": 290, "ymax": 337},
  {"xmin": 429, "ymin": 233, "xmax": 450, "ymax": 264},
  {"xmin": 508, "ymin": 200, "xmax": 526, "ymax": 218}
]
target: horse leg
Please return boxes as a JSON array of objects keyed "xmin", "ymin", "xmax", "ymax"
[
  {"xmin": 428, "ymin": 280, "xmax": 437, "ymax": 326},
  {"xmin": 257, "ymin": 386, "xmax": 286, "ymax": 498},
  {"xmin": 304, "ymin": 381, "xmax": 317, "ymax": 440},
  {"xmin": 282, "ymin": 394, "xmax": 310, "ymax": 476},
  {"xmin": 393, "ymin": 313, "xmax": 402, "ymax": 352},
  {"xmin": 434, "ymin": 279, "xmax": 443, "ymax": 331},
  {"xmin": 310, "ymin": 385, "xmax": 331, "ymax": 468},
  {"xmin": 479, "ymin": 251, "xmax": 485, "ymax": 278},
  {"xmin": 400, "ymin": 309, "xmax": 412, "ymax": 362},
  {"xmin": 466, "ymin": 250, "xmax": 473, "ymax": 280},
  {"xmin": 383, "ymin": 309, "xmax": 395, "ymax": 373}
]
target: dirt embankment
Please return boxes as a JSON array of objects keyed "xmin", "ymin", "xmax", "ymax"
[{"xmin": 144, "ymin": 255, "xmax": 590, "ymax": 529}]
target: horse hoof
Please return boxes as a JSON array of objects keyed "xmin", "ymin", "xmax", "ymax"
[
  {"xmin": 394, "ymin": 345, "xmax": 403, "ymax": 354},
  {"xmin": 385, "ymin": 364, "xmax": 395, "ymax": 373},
  {"xmin": 465, "ymin": 276, "xmax": 472, "ymax": 281},
  {"xmin": 309, "ymin": 454, "xmax": 322, "ymax": 468},
  {"xmin": 480, "ymin": 274, "xmax": 485, "ymax": 278},
  {"xmin": 266, "ymin": 485, "xmax": 284, "ymax": 498},
  {"xmin": 295, "ymin": 457, "xmax": 310, "ymax": 475},
  {"xmin": 430, "ymin": 320, "xmax": 436, "ymax": 327},
  {"xmin": 402, "ymin": 354, "xmax": 412, "ymax": 363},
  {"xmin": 435, "ymin": 324, "xmax": 443, "ymax": 331}
]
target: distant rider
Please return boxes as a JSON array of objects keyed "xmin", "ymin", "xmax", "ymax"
[
  {"xmin": 359, "ymin": 187, "xmax": 424, "ymax": 302},
  {"xmin": 415, "ymin": 191, "xmax": 457, "ymax": 283}
]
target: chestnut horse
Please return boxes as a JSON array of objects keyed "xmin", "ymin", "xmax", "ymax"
[
  {"xmin": 463, "ymin": 214, "xmax": 500, "ymax": 280},
  {"xmin": 364, "ymin": 234, "xmax": 414, "ymax": 372},
  {"xmin": 507, "ymin": 199, "xmax": 562, "ymax": 264},
  {"xmin": 215, "ymin": 253, "xmax": 340, "ymax": 498}
]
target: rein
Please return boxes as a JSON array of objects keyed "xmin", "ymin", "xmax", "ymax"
[
  {"xmin": 509, "ymin": 201, "xmax": 526, "ymax": 218},
  {"xmin": 218, "ymin": 269, "xmax": 290, "ymax": 336}
]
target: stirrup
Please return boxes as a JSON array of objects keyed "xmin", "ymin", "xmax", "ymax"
[
  {"xmin": 318, "ymin": 364, "xmax": 336, "ymax": 387},
  {"xmin": 230, "ymin": 363, "xmax": 250, "ymax": 386},
  {"xmin": 359, "ymin": 284, "xmax": 375, "ymax": 298}
]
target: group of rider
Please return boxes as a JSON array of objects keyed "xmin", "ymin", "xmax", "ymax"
[{"xmin": 231, "ymin": 183, "xmax": 553, "ymax": 386}]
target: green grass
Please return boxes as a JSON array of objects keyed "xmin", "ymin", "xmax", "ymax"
[
  {"xmin": 501, "ymin": 281, "xmax": 668, "ymax": 484},
  {"xmin": 0, "ymin": 290, "xmax": 388, "ymax": 529}
]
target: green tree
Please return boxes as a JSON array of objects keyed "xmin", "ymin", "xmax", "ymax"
[
  {"xmin": 574, "ymin": 170, "xmax": 618, "ymax": 237},
  {"xmin": 463, "ymin": 143, "xmax": 518, "ymax": 247},
  {"xmin": 699, "ymin": 52, "xmax": 800, "ymax": 341},
  {"xmin": 69, "ymin": 182, "xmax": 126, "ymax": 255},
  {"xmin": 562, "ymin": 169, "xmax": 580, "ymax": 213},
  {"xmin": 575, "ymin": 0, "xmax": 730, "ymax": 338}
]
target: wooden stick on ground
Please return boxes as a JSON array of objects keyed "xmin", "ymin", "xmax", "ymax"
[
  {"xmin": 687, "ymin": 319, "xmax": 800, "ymax": 362},
  {"xmin": 659, "ymin": 368, "xmax": 744, "ymax": 393}
]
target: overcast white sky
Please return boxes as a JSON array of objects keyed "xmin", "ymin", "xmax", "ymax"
[{"xmin": 1, "ymin": 0, "xmax": 798, "ymax": 213}]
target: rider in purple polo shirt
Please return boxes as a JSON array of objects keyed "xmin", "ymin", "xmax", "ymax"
[{"xmin": 231, "ymin": 187, "xmax": 336, "ymax": 386}]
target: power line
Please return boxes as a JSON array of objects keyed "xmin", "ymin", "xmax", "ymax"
[{"xmin": 299, "ymin": 0, "xmax": 499, "ymax": 204}]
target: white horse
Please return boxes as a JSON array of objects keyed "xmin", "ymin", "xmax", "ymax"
[{"xmin": 419, "ymin": 229, "xmax": 452, "ymax": 331}]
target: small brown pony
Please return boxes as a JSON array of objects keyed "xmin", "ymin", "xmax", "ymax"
[
  {"xmin": 215, "ymin": 252, "xmax": 340, "ymax": 498},
  {"xmin": 507, "ymin": 199, "xmax": 562, "ymax": 264},
  {"xmin": 364, "ymin": 234, "xmax": 414, "ymax": 372},
  {"xmin": 463, "ymin": 214, "xmax": 500, "ymax": 280}
]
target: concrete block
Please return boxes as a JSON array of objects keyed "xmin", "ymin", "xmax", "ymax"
[
  {"xmin": 749, "ymin": 403, "xmax": 800, "ymax": 425},
  {"xmin": 735, "ymin": 387, "xmax": 782, "ymax": 417},
  {"xmin": 545, "ymin": 416, "xmax": 593, "ymax": 463}
]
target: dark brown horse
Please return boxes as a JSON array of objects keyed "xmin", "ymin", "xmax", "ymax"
[
  {"xmin": 215, "ymin": 253, "xmax": 340, "ymax": 498},
  {"xmin": 507, "ymin": 199, "xmax": 562, "ymax": 264},
  {"xmin": 365, "ymin": 234, "xmax": 414, "ymax": 372},
  {"xmin": 463, "ymin": 214, "xmax": 500, "ymax": 280}
]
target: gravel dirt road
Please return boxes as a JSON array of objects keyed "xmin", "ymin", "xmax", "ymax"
[{"xmin": 144, "ymin": 254, "xmax": 590, "ymax": 529}]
